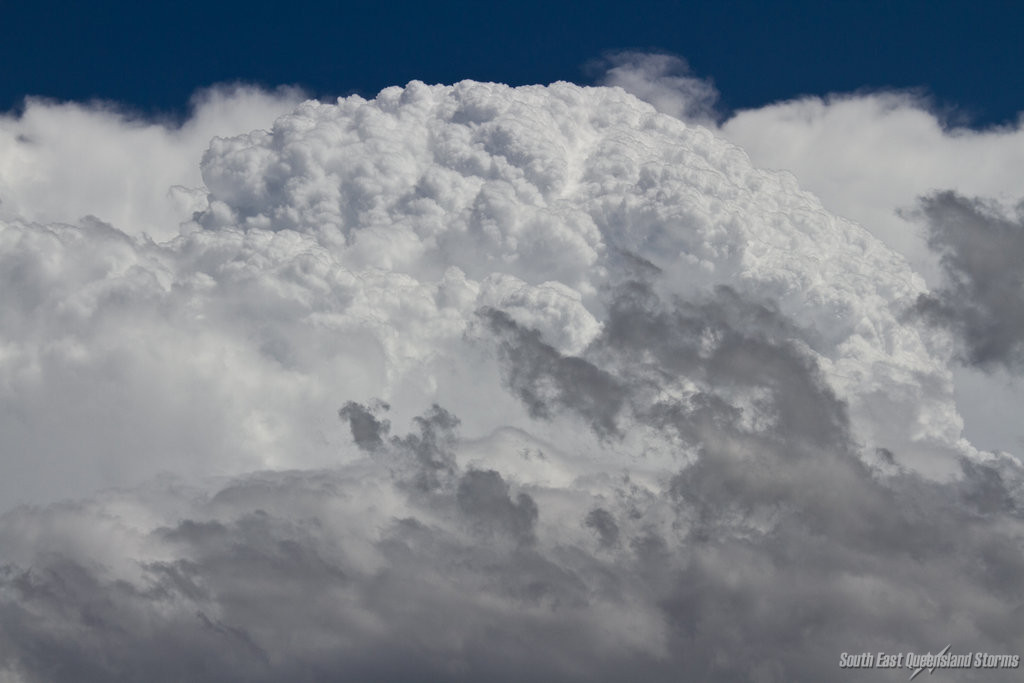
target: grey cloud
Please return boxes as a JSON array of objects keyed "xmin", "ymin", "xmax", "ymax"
[
  {"xmin": 457, "ymin": 469, "xmax": 538, "ymax": 545},
  {"xmin": 340, "ymin": 401, "xmax": 459, "ymax": 492},
  {"xmin": 477, "ymin": 273, "xmax": 1024, "ymax": 678},
  {"xmin": 482, "ymin": 307, "xmax": 627, "ymax": 439},
  {"xmin": 912, "ymin": 191, "xmax": 1024, "ymax": 371},
  {"xmin": 583, "ymin": 508, "xmax": 620, "ymax": 548},
  {"xmin": 489, "ymin": 276, "xmax": 849, "ymax": 459},
  {"xmin": 2, "ymin": 405, "xmax": 1024, "ymax": 682},
  {"xmin": 603, "ymin": 281, "xmax": 848, "ymax": 449},
  {"xmin": 0, "ymin": 557, "xmax": 271, "ymax": 683},
  {"xmin": 338, "ymin": 400, "xmax": 391, "ymax": 451},
  {"xmin": 0, "ymin": 415, "xmax": 647, "ymax": 682},
  {"xmin": 158, "ymin": 511, "xmax": 348, "ymax": 588},
  {"xmin": 958, "ymin": 456, "xmax": 1020, "ymax": 517},
  {"xmin": 390, "ymin": 403, "xmax": 461, "ymax": 492},
  {"xmin": 593, "ymin": 281, "xmax": 908, "ymax": 549}
]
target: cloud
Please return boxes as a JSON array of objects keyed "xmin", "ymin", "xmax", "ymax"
[
  {"xmin": 456, "ymin": 468, "xmax": 539, "ymax": 545},
  {"xmin": 713, "ymin": 92, "xmax": 1024, "ymax": 453},
  {"xmin": 2, "ymin": 361, "xmax": 1023, "ymax": 681},
  {"xmin": 909, "ymin": 191, "xmax": 1024, "ymax": 371},
  {"xmin": 594, "ymin": 55, "xmax": 1024, "ymax": 287},
  {"xmin": 482, "ymin": 306, "xmax": 627, "ymax": 439},
  {"xmin": 338, "ymin": 400, "xmax": 391, "ymax": 451},
  {"xmin": 0, "ymin": 78, "xmax": 968, "ymax": 504},
  {"xmin": 583, "ymin": 507, "xmax": 620, "ymax": 547},
  {"xmin": 595, "ymin": 51, "xmax": 720, "ymax": 126},
  {"xmin": 1, "ymin": 79, "xmax": 1021, "ymax": 680},
  {"xmin": 596, "ymin": 53, "xmax": 1024, "ymax": 453},
  {"xmin": 720, "ymin": 92, "xmax": 1024, "ymax": 285},
  {"xmin": 0, "ymin": 84, "xmax": 304, "ymax": 241}
]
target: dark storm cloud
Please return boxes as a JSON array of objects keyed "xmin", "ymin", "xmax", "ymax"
[
  {"xmin": 341, "ymin": 401, "xmax": 459, "ymax": 491},
  {"xmin": 3, "ymin": 295, "xmax": 1024, "ymax": 681},
  {"xmin": 488, "ymin": 276, "xmax": 849, "ymax": 457},
  {"xmin": 958, "ymin": 456, "xmax": 1021, "ymax": 517},
  {"xmin": 392, "ymin": 404, "xmax": 461, "ymax": 491},
  {"xmin": 601, "ymin": 281, "xmax": 849, "ymax": 449},
  {"xmin": 456, "ymin": 469, "xmax": 538, "ymax": 545},
  {"xmin": 0, "ymin": 556, "xmax": 271, "ymax": 683},
  {"xmin": 481, "ymin": 307, "xmax": 627, "ymax": 438},
  {"xmin": 478, "ymin": 275, "xmax": 1024, "ymax": 679},
  {"xmin": 912, "ymin": 191, "xmax": 1024, "ymax": 371},
  {"xmin": 583, "ymin": 508, "xmax": 620, "ymax": 548},
  {"xmin": 517, "ymin": 276, "xmax": 898, "ymax": 549},
  {"xmin": 338, "ymin": 400, "xmax": 391, "ymax": 451},
  {"xmin": 0, "ymin": 410, "xmax": 654, "ymax": 682}
]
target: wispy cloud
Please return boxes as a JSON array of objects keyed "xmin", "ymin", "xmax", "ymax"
[{"xmin": 594, "ymin": 51, "xmax": 721, "ymax": 126}]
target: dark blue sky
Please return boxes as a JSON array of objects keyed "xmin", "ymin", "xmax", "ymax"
[{"xmin": 3, "ymin": 0, "xmax": 1022, "ymax": 126}]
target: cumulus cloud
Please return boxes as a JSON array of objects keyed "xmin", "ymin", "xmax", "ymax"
[
  {"xmin": 0, "ymin": 80, "xmax": 1021, "ymax": 680},
  {"xmin": 597, "ymin": 53, "xmax": 1024, "ymax": 453},
  {"xmin": 717, "ymin": 93, "xmax": 1024, "ymax": 454},
  {"xmin": 595, "ymin": 55, "xmax": 1024, "ymax": 284}
]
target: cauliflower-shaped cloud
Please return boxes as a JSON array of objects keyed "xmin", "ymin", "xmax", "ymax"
[{"xmin": 1, "ymin": 81, "xmax": 1019, "ymax": 682}]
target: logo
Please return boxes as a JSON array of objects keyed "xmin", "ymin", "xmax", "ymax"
[{"xmin": 838, "ymin": 646, "xmax": 1019, "ymax": 678}]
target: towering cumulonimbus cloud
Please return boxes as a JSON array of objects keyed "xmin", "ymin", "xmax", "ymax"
[{"xmin": 1, "ymin": 81, "xmax": 1022, "ymax": 682}]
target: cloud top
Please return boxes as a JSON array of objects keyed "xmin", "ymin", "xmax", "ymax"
[{"xmin": 595, "ymin": 51, "xmax": 721, "ymax": 125}]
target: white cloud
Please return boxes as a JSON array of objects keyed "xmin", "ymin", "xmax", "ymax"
[
  {"xmin": 603, "ymin": 55, "xmax": 1024, "ymax": 455},
  {"xmin": 597, "ymin": 51, "xmax": 720, "ymax": 127},
  {"xmin": 0, "ymin": 79, "xmax": 1021, "ymax": 681},
  {"xmin": 0, "ymin": 84, "xmax": 304, "ymax": 241},
  {"xmin": 2, "ymin": 79, "xmax": 968, "ymax": 495},
  {"xmin": 722, "ymin": 92, "xmax": 1024, "ymax": 282},
  {"xmin": 721, "ymin": 96, "xmax": 1024, "ymax": 455}
]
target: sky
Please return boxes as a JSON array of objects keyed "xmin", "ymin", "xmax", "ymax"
[
  {"xmin": 2, "ymin": 2, "xmax": 1024, "ymax": 681},
  {"xmin": 4, "ymin": 0, "xmax": 1024, "ymax": 126}
]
